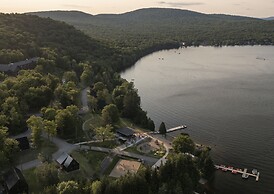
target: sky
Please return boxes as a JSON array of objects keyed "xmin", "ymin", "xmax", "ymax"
[{"xmin": 0, "ymin": 0, "xmax": 273, "ymax": 18}]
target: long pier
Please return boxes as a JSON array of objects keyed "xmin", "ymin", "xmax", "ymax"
[
  {"xmin": 215, "ymin": 165, "xmax": 260, "ymax": 182},
  {"xmin": 166, "ymin": 125, "xmax": 187, "ymax": 133}
]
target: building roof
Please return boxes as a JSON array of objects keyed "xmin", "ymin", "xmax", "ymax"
[
  {"xmin": 116, "ymin": 127, "xmax": 135, "ymax": 137},
  {"xmin": 0, "ymin": 57, "xmax": 38, "ymax": 72},
  {"xmin": 56, "ymin": 152, "xmax": 69, "ymax": 165},
  {"xmin": 3, "ymin": 168, "xmax": 25, "ymax": 190},
  {"xmin": 64, "ymin": 155, "xmax": 74, "ymax": 168},
  {"xmin": 56, "ymin": 153, "xmax": 79, "ymax": 171}
]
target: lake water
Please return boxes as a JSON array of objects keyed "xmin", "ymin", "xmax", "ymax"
[{"xmin": 121, "ymin": 46, "xmax": 274, "ymax": 194}]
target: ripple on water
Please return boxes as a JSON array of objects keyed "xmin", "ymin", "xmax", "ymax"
[{"xmin": 121, "ymin": 46, "xmax": 274, "ymax": 194}]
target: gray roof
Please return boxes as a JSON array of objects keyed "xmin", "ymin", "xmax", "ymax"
[
  {"xmin": 56, "ymin": 153, "xmax": 77, "ymax": 168},
  {"xmin": 116, "ymin": 127, "xmax": 135, "ymax": 137},
  {"xmin": 64, "ymin": 155, "xmax": 73, "ymax": 168},
  {"xmin": 0, "ymin": 57, "xmax": 38, "ymax": 72},
  {"xmin": 56, "ymin": 152, "xmax": 68, "ymax": 165},
  {"xmin": 4, "ymin": 168, "xmax": 25, "ymax": 190}
]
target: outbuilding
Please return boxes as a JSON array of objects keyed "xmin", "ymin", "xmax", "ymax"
[
  {"xmin": 56, "ymin": 153, "xmax": 79, "ymax": 172},
  {"xmin": 2, "ymin": 168, "xmax": 28, "ymax": 194}
]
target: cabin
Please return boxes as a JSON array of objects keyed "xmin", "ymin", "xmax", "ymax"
[
  {"xmin": 56, "ymin": 153, "xmax": 79, "ymax": 172},
  {"xmin": 2, "ymin": 168, "xmax": 28, "ymax": 194},
  {"xmin": 15, "ymin": 137, "xmax": 30, "ymax": 151}
]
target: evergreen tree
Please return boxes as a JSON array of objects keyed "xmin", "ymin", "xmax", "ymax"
[{"xmin": 159, "ymin": 122, "xmax": 167, "ymax": 137}]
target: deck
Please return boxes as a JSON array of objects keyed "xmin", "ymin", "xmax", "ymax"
[{"xmin": 166, "ymin": 125, "xmax": 187, "ymax": 133}]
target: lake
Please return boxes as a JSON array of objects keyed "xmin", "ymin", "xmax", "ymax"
[{"xmin": 121, "ymin": 46, "xmax": 274, "ymax": 194}]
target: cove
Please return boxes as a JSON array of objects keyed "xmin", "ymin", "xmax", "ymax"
[{"xmin": 121, "ymin": 46, "xmax": 274, "ymax": 194}]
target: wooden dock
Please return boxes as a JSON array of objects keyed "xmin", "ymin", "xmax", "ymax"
[
  {"xmin": 166, "ymin": 125, "xmax": 187, "ymax": 133},
  {"xmin": 215, "ymin": 165, "xmax": 260, "ymax": 182}
]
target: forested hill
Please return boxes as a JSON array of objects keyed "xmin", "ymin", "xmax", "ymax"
[
  {"xmin": 0, "ymin": 13, "xmax": 116, "ymax": 65},
  {"xmin": 263, "ymin": 16, "xmax": 274, "ymax": 21},
  {"xmin": 30, "ymin": 8, "xmax": 274, "ymax": 52}
]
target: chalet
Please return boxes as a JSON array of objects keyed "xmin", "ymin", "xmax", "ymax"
[
  {"xmin": 2, "ymin": 168, "xmax": 28, "ymax": 194},
  {"xmin": 56, "ymin": 153, "xmax": 79, "ymax": 172},
  {"xmin": 15, "ymin": 137, "xmax": 30, "ymax": 151}
]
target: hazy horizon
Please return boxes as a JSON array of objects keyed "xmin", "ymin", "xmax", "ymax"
[{"xmin": 0, "ymin": 0, "xmax": 274, "ymax": 18}]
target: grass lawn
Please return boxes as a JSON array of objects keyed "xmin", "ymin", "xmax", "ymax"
[
  {"xmin": 23, "ymin": 168, "xmax": 41, "ymax": 194},
  {"xmin": 115, "ymin": 118, "xmax": 151, "ymax": 133},
  {"xmin": 71, "ymin": 150, "xmax": 108, "ymax": 177},
  {"xmin": 125, "ymin": 145, "xmax": 163, "ymax": 159},
  {"xmin": 83, "ymin": 114, "xmax": 152, "ymax": 134},
  {"xmin": 104, "ymin": 155, "xmax": 120, "ymax": 176},
  {"xmin": 83, "ymin": 114, "xmax": 103, "ymax": 132},
  {"xmin": 66, "ymin": 127, "xmax": 88, "ymax": 144},
  {"xmin": 13, "ymin": 138, "xmax": 58, "ymax": 165},
  {"xmin": 87, "ymin": 140, "xmax": 119, "ymax": 149}
]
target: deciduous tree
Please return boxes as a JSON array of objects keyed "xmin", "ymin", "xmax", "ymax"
[
  {"xmin": 95, "ymin": 124, "xmax": 114, "ymax": 142},
  {"xmin": 27, "ymin": 115, "xmax": 43, "ymax": 147},
  {"xmin": 57, "ymin": 181, "xmax": 80, "ymax": 194},
  {"xmin": 173, "ymin": 134, "xmax": 195, "ymax": 154},
  {"xmin": 101, "ymin": 104, "xmax": 119, "ymax": 125}
]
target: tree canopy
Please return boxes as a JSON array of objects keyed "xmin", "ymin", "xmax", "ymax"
[{"xmin": 172, "ymin": 134, "xmax": 195, "ymax": 154}]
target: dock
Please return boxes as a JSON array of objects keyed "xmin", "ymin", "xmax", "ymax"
[
  {"xmin": 166, "ymin": 125, "xmax": 187, "ymax": 133},
  {"xmin": 215, "ymin": 165, "xmax": 260, "ymax": 182}
]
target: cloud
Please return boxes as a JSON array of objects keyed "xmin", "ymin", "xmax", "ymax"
[{"xmin": 158, "ymin": 1, "xmax": 204, "ymax": 7}]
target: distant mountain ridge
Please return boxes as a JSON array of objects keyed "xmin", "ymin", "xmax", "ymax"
[
  {"xmin": 263, "ymin": 16, "xmax": 274, "ymax": 20},
  {"xmin": 29, "ymin": 8, "xmax": 274, "ymax": 50},
  {"xmin": 29, "ymin": 8, "xmax": 260, "ymax": 23}
]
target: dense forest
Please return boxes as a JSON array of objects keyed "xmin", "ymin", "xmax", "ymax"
[
  {"xmin": 31, "ymin": 9, "xmax": 274, "ymax": 51},
  {"xmin": 0, "ymin": 13, "xmax": 154, "ymax": 168}
]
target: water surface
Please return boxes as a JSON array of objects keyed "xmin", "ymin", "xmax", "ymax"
[{"xmin": 121, "ymin": 46, "xmax": 274, "ymax": 194}]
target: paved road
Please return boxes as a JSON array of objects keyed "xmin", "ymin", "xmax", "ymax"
[
  {"xmin": 80, "ymin": 145, "xmax": 158, "ymax": 165},
  {"xmin": 80, "ymin": 87, "xmax": 90, "ymax": 113},
  {"xmin": 14, "ymin": 122, "xmax": 171, "ymax": 171},
  {"xmin": 147, "ymin": 133, "xmax": 171, "ymax": 168},
  {"xmin": 11, "ymin": 129, "xmax": 31, "ymax": 139},
  {"xmin": 16, "ymin": 131, "xmax": 78, "ymax": 170}
]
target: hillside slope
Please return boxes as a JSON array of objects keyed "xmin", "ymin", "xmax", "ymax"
[
  {"xmin": 0, "ymin": 13, "xmax": 113, "ymax": 64},
  {"xmin": 30, "ymin": 8, "xmax": 274, "ymax": 51}
]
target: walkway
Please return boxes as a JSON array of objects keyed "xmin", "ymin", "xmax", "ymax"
[{"xmin": 79, "ymin": 87, "xmax": 90, "ymax": 114}]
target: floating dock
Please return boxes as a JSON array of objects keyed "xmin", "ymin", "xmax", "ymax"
[
  {"xmin": 215, "ymin": 165, "xmax": 260, "ymax": 182},
  {"xmin": 166, "ymin": 125, "xmax": 187, "ymax": 133}
]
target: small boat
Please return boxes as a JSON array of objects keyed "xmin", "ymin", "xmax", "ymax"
[
  {"xmin": 231, "ymin": 170, "xmax": 238, "ymax": 174},
  {"xmin": 236, "ymin": 168, "xmax": 242, "ymax": 172},
  {"xmin": 242, "ymin": 174, "xmax": 249, "ymax": 179},
  {"xmin": 221, "ymin": 166, "xmax": 227, "ymax": 172},
  {"xmin": 252, "ymin": 169, "xmax": 258, "ymax": 175}
]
